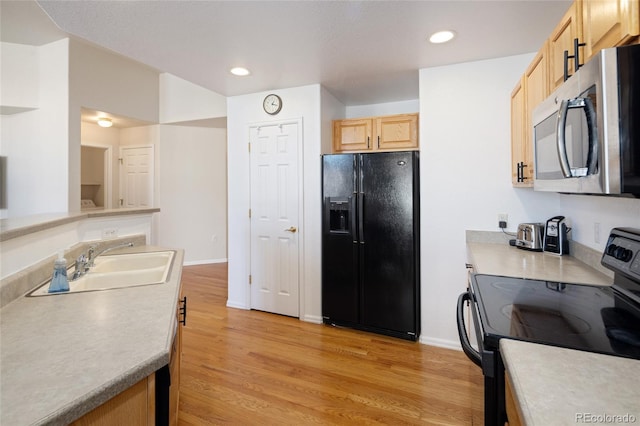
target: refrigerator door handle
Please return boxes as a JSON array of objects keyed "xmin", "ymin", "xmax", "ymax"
[
  {"xmin": 358, "ymin": 193, "xmax": 365, "ymax": 244},
  {"xmin": 352, "ymin": 155, "xmax": 358, "ymax": 194},
  {"xmin": 358, "ymin": 154, "xmax": 365, "ymax": 243},
  {"xmin": 350, "ymin": 196, "xmax": 357, "ymax": 244}
]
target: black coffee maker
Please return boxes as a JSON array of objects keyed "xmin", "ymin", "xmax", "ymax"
[{"xmin": 544, "ymin": 216, "xmax": 570, "ymax": 255}]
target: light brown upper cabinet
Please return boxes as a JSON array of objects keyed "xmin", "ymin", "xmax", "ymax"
[
  {"xmin": 511, "ymin": 43, "xmax": 548, "ymax": 187},
  {"xmin": 333, "ymin": 113, "xmax": 419, "ymax": 153},
  {"xmin": 582, "ymin": 0, "xmax": 640, "ymax": 61},
  {"xmin": 332, "ymin": 118, "xmax": 373, "ymax": 152},
  {"xmin": 509, "ymin": 0, "xmax": 640, "ymax": 188},
  {"xmin": 549, "ymin": 1, "xmax": 583, "ymax": 90}
]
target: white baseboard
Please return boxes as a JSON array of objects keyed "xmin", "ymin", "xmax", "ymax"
[
  {"xmin": 183, "ymin": 258, "xmax": 228, "ymax": 266},
  {"xmin": 419, "ymin": 336, "xmax": 463, "ymax": 351},
  {"xmin": 302, "ymin": 314, "xmax": 323, "ymax": 324},
  {"xmin": 226, "ymin": 300, "xmax": 249, "ymax": 310}
]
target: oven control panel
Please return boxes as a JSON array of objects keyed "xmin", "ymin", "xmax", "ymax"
[{"xmin": 602, "ymin": 228, "xmax": 640, "ymax": 283}]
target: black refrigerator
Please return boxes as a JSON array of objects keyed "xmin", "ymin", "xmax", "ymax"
[{"xmin": 321, "ymin": 151, "xmax": 420, "ymax": 341}]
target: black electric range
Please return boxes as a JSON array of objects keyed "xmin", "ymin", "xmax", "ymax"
[{"xmin": 457, "ymin": 227, "xmax": 640, "ymax": 426}]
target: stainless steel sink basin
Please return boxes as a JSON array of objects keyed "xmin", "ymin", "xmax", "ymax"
[{"xmin": 29, "ymin": 250, "xmax": 176, "ymax": 296}]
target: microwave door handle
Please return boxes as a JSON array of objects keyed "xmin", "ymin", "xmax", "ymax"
[
  {"xmin": 556, "ymin": 99, "xmax": 573, "ymax": 178},
  {"xmin": 583, "ymin": 97, "xmax": 599, "ymax": 175}
]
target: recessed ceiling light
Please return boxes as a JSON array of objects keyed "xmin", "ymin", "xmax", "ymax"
[
  {"xmin": 230, "ymin": 67, "xmax": 250, "ymax": 76},
  {"xmin": 97, "ymin": 117, "xmax": 113, "ymax": 128},
  {"xmin": 429, "ymin": 30, "xmax": 456, "ymax": 44}
]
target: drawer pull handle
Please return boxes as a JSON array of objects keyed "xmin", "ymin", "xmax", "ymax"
[{"xmin": 179, "ymin": 296, "xmax": 187, "ymax": 326}]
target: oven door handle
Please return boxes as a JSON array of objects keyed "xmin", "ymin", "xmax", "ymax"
[{"xmin": 456, "ymin": 292, "xmax": 482, "ymax": 367}]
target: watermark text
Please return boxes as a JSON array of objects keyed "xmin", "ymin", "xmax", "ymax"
[{"xmin": 576, "ymin": 413, "xmax": 637, "ymax": 423}]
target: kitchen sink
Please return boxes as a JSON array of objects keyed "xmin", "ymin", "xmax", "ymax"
[{"xmin": 29, "ymin": 250, "xmax": 176, "ymax": 296}]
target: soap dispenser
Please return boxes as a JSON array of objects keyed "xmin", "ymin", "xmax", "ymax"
[{"xmin": 48, "ymin": 251, "xmax": 70, "ymax": 293}]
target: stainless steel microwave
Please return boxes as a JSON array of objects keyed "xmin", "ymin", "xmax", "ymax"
[{"xmin": 532, "ymin": 43, "xmax": 640, "ymax": 197}]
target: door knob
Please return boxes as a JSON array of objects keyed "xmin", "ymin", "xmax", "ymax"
[{"xmin": 284, "ymin": 226, "xmax": 297, "ymax": 233}]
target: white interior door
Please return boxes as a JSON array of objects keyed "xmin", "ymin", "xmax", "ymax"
[
  {"xmin": 120, "ymin": 146, "xmax": 154, "ymax": 208},
  {"xmin": 250, "ymin": 120, "xmax": 301, "ymax": 317}
]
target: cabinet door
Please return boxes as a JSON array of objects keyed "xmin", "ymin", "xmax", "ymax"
[
  {"xmin": 374, "ymin": 113, "xmax": 418, "ymax": 151},
  {"xmin": 71, "ymin": 377, "xmax": 152, "ymax": 425},
  {"xmin": 510, "ymin": 78, "xmax": 526, "ymax": 186},
  {"xmin": 549, "ymin": 2, "xmax": 583, "ymax": 90},
  {"xmin": 333, "ymin": 119, "xmax": 372, "ymax": 152},
  {"xmin": 518, "ymin": 43, "xmax": 548, "ymax": 186},
  {"xmin": 582, "ymin": 0, "xmax": 640, "ymax": 60}
]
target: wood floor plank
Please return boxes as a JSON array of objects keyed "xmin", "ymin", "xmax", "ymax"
[{"xmin": 178, "ymin": 263, "xmax": 484, "ymax": 425}]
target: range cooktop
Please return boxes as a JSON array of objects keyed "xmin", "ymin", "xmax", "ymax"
[{"xmin": 471, "ymin": 274, "xmax": 640, "ymax": 359}]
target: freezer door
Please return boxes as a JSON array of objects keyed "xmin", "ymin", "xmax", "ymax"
[
  {"xmin": 322, "ymin": 154, "xmax": 359, "ymax": 324},
  {"xmin": 360, "ymin": 151, "xmax": 419, "ymax": 336}
]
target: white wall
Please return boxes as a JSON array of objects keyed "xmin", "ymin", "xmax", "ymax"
[
  {"xmin": 159, "ymin": 73, "xmax": 227, "ymax": 124},
  {"xmin": 419, "ymin": 53, "xmax": 562, "ymax": 348},
  {"xmin": 320, "ymin": 87, "xmax": 346, "ymax": 155},
  {"xmin": 0, "ymin": 39, "xmax": 70, "ymax": 218},
  {"xmin": 156, "ymin": 125, "xmax": 228, "ymax": 264},
  {"xmin": 227, "ymin": 84, "xmax": 327, "ymax": 323},
  {"xmin": 558, "ymin": 195, "xmax": 640, "ymax": 251},
  {"xmin": 0, "ymin": 42, "xmax": 38, "ymax": 111},
  {"xmin": 346, "ymin": 99, "xmax": 420, "ymax": 118}
]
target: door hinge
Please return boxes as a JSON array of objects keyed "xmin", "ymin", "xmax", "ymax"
[
  {"xmin": 119, "ymin": 198, "xmax": 123, "ymax": 206},
  {"xmin": 248, "ymin": 143, "xmax": 251, "ymax": 153},
  {"xmin": 249, "ymin": 275, "xmax": 252, "ymax": 285},
  {"xmin": 118, "ymin": 158, "xmax": 123, "ymax": 165},
  {"xmin": 249, "ymin": 208, "xmax": 252, "ymax": 218}
]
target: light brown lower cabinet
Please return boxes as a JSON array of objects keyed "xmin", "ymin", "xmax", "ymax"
[
  {"xmin": 71, "ymin": 375, "xmax": 156, "ymax": 425},
  {"xmin": 505, "ymin": 372, "xmax": 523, "ymax": 426}
]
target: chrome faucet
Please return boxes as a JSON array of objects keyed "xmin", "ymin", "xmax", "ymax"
[
  {"xmin": 71, "ymin": 254, "xmax": 89, "ymax": 281},
  {"xmin": 87, "ymin": 242, "xmax": 134, "ymax": 267}
]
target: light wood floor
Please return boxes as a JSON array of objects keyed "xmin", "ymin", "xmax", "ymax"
[{"xmin": 178, "ymin": 263, "xmax": 484, "ymax": 425}]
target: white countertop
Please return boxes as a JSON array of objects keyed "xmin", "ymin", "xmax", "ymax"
[
  {"xmin": 0, "ymin": 245, "xmax": 183, "ymax": 425},
  {"xmin": 501, "ymin": 339, "xmax": 640, "ymax": 425},
  {"xmin": 467, "ymin": 242, "xmax": 612, "ymax": 286},
  {"xmin": 0, "ymin": 208, "xmax": 160, "ymax": 242}
]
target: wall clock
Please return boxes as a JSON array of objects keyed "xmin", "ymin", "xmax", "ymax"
[{"xmin": 263, "ymin": 94, "xmax": 282, "ymax": 115}]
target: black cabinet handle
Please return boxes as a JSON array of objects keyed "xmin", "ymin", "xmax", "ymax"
[
  {"xmin": 179, "ymin": 296, "xmax": 187, "ymax": 326},
  {"xmin": 573, "ymin": 38, "xmax": 586, "ymax": 71},
  {"xmin": 516, "ymin": 162, "xmax": 528, "ymax": 183},
  {"xmin": 563, "ymin": 39, "xmax": 586, "ymax": 82}
]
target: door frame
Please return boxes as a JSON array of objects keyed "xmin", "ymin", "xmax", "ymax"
[
  {"xmin": 82, "ymin": 142, "xmax": 113, "ymax": 209},
  {"xmin": 247, "ymin": 118, "xmax": 304, "ymax": 318}
]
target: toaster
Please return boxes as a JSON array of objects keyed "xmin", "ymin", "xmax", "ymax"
[{"xmin": 515, "ymin": 223, "xmax": 544, "ymax": 251}]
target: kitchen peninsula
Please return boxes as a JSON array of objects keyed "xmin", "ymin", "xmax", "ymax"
[{"xmin": 0, "ymin": 242, "xmax": 183, "ymax": 425}]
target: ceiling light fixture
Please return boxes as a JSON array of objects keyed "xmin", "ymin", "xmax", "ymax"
[
  {"xmin": 230, "ymin": 67, "xmax": 250, "ymax": 76},
  {"xmin": 97, "ymin": 117, "xmax": 113, "ymax": 128},
  {"xmin": 429, "ymin": 30, "xmax": 456, "ymax": 44}
]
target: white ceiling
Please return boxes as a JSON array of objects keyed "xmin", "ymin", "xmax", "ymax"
[{"xmin": 3, "ymin": 0, "xmax": 572, "ymax": 106}]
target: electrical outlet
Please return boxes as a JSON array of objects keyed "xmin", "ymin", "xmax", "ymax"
[
  {"xmin": 102, "ymin": 228, "xmax": 118, "ymax": 239},
  {"xmin": 498, "ymin": 214, "xmax": 508, "ymax": 229}
]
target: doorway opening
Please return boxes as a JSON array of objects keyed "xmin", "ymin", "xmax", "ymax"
[{"xmin": 80, "ymin": 144, "xmax": 112, "ymax": 210}]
